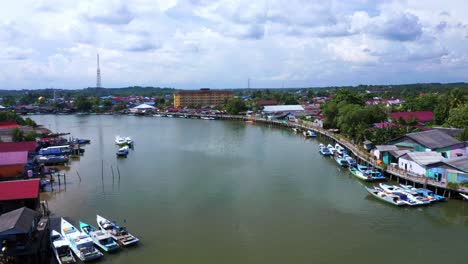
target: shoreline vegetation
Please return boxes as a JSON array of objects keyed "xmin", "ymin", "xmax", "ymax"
[{"xmin": 0, "ymin": 83, "xmax": 467, "ymax": 195}]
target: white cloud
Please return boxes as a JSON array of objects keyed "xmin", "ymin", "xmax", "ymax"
[{"xmin": 0, "ymin": 0, "xmax": 467, "ymax": 89}]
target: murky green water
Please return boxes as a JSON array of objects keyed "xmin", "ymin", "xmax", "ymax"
[{"xmin": 32, "ymin": 115, "xmax": 468, "ymax": 264}]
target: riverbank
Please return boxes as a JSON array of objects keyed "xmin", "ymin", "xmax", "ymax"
[{"xmin": 26, "ymin": 111, "xmax": 468, "ymax": 199}]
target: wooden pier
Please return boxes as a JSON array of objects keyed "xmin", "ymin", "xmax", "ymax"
[{"xmin": 193, "ymin": 113, "xmax": 467, "ymax": 199}]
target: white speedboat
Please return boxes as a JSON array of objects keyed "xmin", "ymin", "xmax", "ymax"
[
  {"xmin": 50, "ymin": 230, "xmax": 76, "ymax": 264},
  {"xmin": 97, "ymin": 215, "xmax": 139, "ymax": 246},
  {"xmin": 201, "ymin": 116, "xmax": 215, "ymax": 120},
  {"xmin": 327, "ymin": 144, "xmax": 336, "ymax": 154},
  {"xmin": 460, "ymin": 193, "xmax": 468, "ymax": 200},
  {"xmin": 365, "ymin": 187, "xmax": 406, "ymax": 206},
  {"xmin": 116, "ymin": 146, "xmax": 129, "ymax": 157},
  {"xmin": 115, "ymin": 136, "xmax": 126, "ymax": 145},
  {"xmin": 61, "ymin": 218, "xmax": 103, "ymax": 262},
  {"xmin": 80, "ymin": 221, "xmax": 120, "ymax": 252},
  {"xmin": 125, "ymin": 137, "xmax": 134, "ymax": 145},
  {"xmin": 379, "ymin": 184, "xmax": 429, "ymax": 206}
]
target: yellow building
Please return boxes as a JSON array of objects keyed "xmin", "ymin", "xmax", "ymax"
[{"xmin": 173, "ymin": 89, "xmax": 234, "ymax": 108}]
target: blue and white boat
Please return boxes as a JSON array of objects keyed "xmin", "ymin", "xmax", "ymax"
[
  {"xmin": 335, "ymin": 144, "xmax": 345, "ymax": 156},
  {"xmin": 319, "ymin": 146, "xmax": 332, "ymax": 156},
  {"xmin": 97, "ymin": 215, "xmax": 139, "ymax": 246},
  {"xmin": 307, "ymin": 130, "xmax": 317, "ymax": 137},
  {"xmin": 116, "ymin": 146, "xmax": 129, "ymax": 157},
  {"xmin": 365, "ymin": 187, "xmax": 406, "ymax": 206},
  {"xmin": 327, "ymin": 144, "xmax": 336, "ymax": 154},
  {"xmin": 50, "ymin": 230, "xmax": 76, "ymax": 264},
  {"xmin": 399, "ymin": 185, "xmax": 445, "ymax": 202},
  {"xmin": 349, "ymin": 164, "xmax": 386, "ymax": 181},
  {"xmin": 38, "ymin": 146, "xmax": 71, "ymax": 156},
  {"xmin": 335, "ymin": 156, "xmax": 349, "ymax": 168},
  {"xmin": 60, "ymin": 218, "xmax": 103, "ymax": 262},
  {"xmin": 343, "ymin": 155, "xmax": 357, "ymax": 167},
  {"xmin": 80, "ymin": 221, "xmax": 120, "ymax": 252},
  {"xmin": 379, "ymin": 184, "xmax": 430, "ymax": 206}
]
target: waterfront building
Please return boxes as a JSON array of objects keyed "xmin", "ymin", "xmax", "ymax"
[
  {"xmin": 390, "ymin": 129, "xmax": 467, "ymax": 158},
  {"xmin": 390, "ymin": 111, "xmax": 433, "ymax": 125},
  {"xmin": 0, "ymin": 151, "xmax": 29, "ymax": 179},
  {"xmin": 398, "ymin": 151, "xmax": 444, "ymax": 177},
  {"xmin": 173, "ymin": 88, "xmax": 234, "ymax": 108},
  {"xmin": 0, "ymin": 207, "xmax": 49, "ymax": 263},
  {"xmin": 420, "ymin": 156, "xmax": 468, "ymax": 184},
  {"xmin": 373, "ymin": 145, "xmax": 399, "ymax": 164},
  {"xmin": 0, "ymin": 179, "xmax": 40, "ymax": 214},
  {"xmin": 262, "ymin": 105, "xmax": 305, "ymax": 120}
]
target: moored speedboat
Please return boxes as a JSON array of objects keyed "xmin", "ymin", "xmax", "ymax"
[
  {"xmin": 61, "ymin": 218, "xmax": 103, "ymax": 262},
  {"xmin": 349, "ymin": 166, "xmax": 372, "ymax": 181},
  {"xmin": 327, "ymin": 144, "xmax": 336, "ymax": 154},
  {"xmin": 399, "ymin": 185, "xmax": 445, "ymax": 202},
  {"xmin": 116, "ymin": 146, "xmax": 129, "ymax": 157},
  {"xmin": 115, "ymin": 136, "xmax": 126, "ymax": 145},
  {"xmin": 80, "ymin": 221, "xmax": 120, "ymax": 252},
  {"xmin": 335, "ymin": 156, "xmax": 349, "ymax": 168},
  {"xmin": 319, "ymin": 146, "xmax": 332, "ymax": 156},
  {"xmin": 96, "ymin": 215, "xmax": 139, "ymax": 246},
  {"xmin": 365, "ymin": 187, "xmax": 406, "ymax": 206},
  {"xmin": 343, "ymin": 155, "xmax": 357, "ymax": 167},
  {"xmin": 307, "ymin": 130, "xmax": 317, "ymax": 137},
  {"xmin": 50, "ymin": 230, "xmax": 76, "ymax": 264},
  {"xmin": 379, "ymin": 184, "xmax": 429, "ymax": 206},
  {"xmin": 125, "ymin": 137, "xmax": 134, "ymax": 145}
]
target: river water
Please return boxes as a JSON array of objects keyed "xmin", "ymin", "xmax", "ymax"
[{"xmin": 32, "ymin": 115, "xmax": 468, "ymax": 264}]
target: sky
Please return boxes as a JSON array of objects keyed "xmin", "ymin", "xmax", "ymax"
[{"xmin": 0, "ymin": 0, "xmax": 468, "ymax": 90}]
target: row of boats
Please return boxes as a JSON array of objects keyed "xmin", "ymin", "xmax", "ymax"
[
  {"xmin": 366, "ymin": 183, "xmax": 446, "ymax": 206},
  {"xmin": 318, "ymin": 142, "xmax": 446, "ymax": 207},
  {"xmin": 115, "ymin": 136, "xmax": 134, "ymax": 157},
  {"xmin": 153, "ymin": 114, "xmax": 216, "ymax": 120},
  {"xmin": 51, "ymin": 215, "xmax": 139, "ymax": 263},
  {"xmin": 319, "ymin": 143, "xmax": 386, "ymax": 181}
]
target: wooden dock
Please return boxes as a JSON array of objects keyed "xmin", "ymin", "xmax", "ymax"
[{"xmin": 193, "ymin": 114, "xmax": 467, "ymax": 198}]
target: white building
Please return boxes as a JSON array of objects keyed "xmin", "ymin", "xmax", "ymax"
[{"xmin": 398, "ymin": 151, "xmax": 444, "ymax": 176}]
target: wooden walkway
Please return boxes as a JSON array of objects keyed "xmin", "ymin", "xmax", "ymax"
[{"xmin": 200, "ymin": 114, "xmax": 467, "ymax": 198}]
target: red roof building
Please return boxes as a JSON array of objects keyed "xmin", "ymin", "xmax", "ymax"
[
  {"xmin": 0, "ymin": 179, "xmax": 40, "ymax": 213},
  {"xmin": 390, "ymin": 111, "xmax": 434, "ymax": 123},
  {"xmin": 256, "ymin": 100, "xmax": 279, "ymax": 107},
  {"xmin": 0, "ymin": 122, "xmax": 19, "ymax": 129},
  {"xmin": 0, "ymin": 151, "xmax": 28, "ymax": 178},
  {"xmin": 0, "ymin": 141, "xmax": 36, "ymax": 153},
  {"xmin": 0, "ymin": 179, "xmax": 39, "ymax": 201}
]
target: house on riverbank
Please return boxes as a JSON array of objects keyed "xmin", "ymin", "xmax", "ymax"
[
  {"xmin": 0, "ymin": 179, "xmax": 40, "ymax": 214},
  {"xmin": 390, "ymin": 129, "xmax": 467, "ymax": 158},
  {"xmin": 0, "ymin": 206, "xmax": 49, "ymax": 264}
]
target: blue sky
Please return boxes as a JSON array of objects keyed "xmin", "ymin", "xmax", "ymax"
[{"xmin": 0, "ymin": 0, "xmax": 467, "ymax": 89}]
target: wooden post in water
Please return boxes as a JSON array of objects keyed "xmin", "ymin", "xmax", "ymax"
[
  {"xmin": 111, "ymin": 165, "xmax": 115, "ymax": 187},
  {"xmin": 76, "ymin": 170, "xmax": 82, "ymax": 182},
  {"xmin": 101, "ymin": 160, "xmax": 104, "ymax": 193}
]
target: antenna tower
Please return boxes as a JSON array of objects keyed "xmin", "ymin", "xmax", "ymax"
[{"xmin": 96, "ymin": 54, "xmax": 102, "ymax": 88}]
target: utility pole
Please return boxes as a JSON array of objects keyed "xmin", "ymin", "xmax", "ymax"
[{"xmin": 96, "ymin": 54, "xmax": 102, "ymax": 88}]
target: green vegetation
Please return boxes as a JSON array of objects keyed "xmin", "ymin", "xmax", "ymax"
[
  {"xmin": 225, "ymin": 98, "xmax": 247, "ymax": 115},
  {"xmin": 321, "ymin": 90, "xmax": 388, "ymax": 143},
  {"xmin": 12, "ymin": 128, "xmax": 24, "ymax": 142},
  {"xmin": 0, "ymin": 111, "xmax": 37, "ymax": 127}
]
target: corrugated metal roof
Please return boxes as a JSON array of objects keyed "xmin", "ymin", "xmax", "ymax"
[
  {"xmin": 389, "ymin": 149, "xmax": 411, "ymax": 158},
  {"xmin": 0, "ymin": 141, "xmax": 36, "ymax": 153},
  {"xmin": 0, "ymin": 207, "xmax": 39, "ymax": 235},
  {"xmin": 0, "ymin": 151, "xmax": 28, "ymax": 166},
  {"xmin": 444, "ymin": 156, "xmax": 468, "ymax": 173},
  {"xmin": 0, "ymin": 179, "xmax": 39, "ymax": 201},
  {"xmin": 0, "ymin": 122, "xmax": 19, "ymax": 129},
  {"xmin": 406, "ymin": 129, "xmax": 461, "ymax": 149},
  {"xmin": 263, "ymin": 105, "xmax": 305, "ymax": 112},
  {"xmin": 405, "ymin": 151, "xmax": 444, "ymax": 166},
  {"xmin": 376, "ymin": 145, "xmax": 399, "ymax": 152}
]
